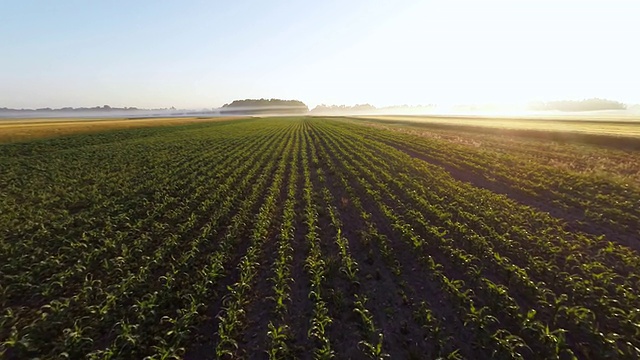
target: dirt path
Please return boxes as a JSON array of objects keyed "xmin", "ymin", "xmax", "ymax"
[{"xmin": 384, "ymin": 141, "xmax": 640, "ymax": 252}]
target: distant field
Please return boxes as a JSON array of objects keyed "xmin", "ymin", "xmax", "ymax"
[
  {"xmin": 0, "ymin": 116, "xmax": 240, "ymax": 143},
  {"xmin": 1, "ymin": 117, "xmax": 639, "ymax": 358},
  {"xmin": 355, "ymin": 114, "xmax": 640, "ymax": 138}
]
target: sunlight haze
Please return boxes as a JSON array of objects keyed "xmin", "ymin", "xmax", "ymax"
[{"xmin": 1, "ymin": 0, "xmax": 638, "ymax": 109}]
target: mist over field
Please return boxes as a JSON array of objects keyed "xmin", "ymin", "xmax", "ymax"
[{"xmin": 3, "ymin": 98, "xmax": 639, "ymax": 120}]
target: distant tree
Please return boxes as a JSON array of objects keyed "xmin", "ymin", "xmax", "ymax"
[
  {"xmin": 220, "ymin": 98, "xmax": 308, "ymax": 114},
  {"xmin": 530, "ymin": 98, "xmax": 626, "ymax": 111},
  {"xmin": 309, "ymin": 103, "xmax": 377, "ymax": 114}
]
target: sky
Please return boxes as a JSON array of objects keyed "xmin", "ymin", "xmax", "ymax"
[{"xmin": 1, "ymin": 0, "xmax": 638, "ymax": 109}]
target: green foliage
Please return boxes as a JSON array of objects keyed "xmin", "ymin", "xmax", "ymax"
[
  {"xmin": 220, "ymin": 98, "xmax": 309, "ymax": 114},
  {"xmin": 1, "ymin": 117, "xmax": 639, "ymax": 359}
]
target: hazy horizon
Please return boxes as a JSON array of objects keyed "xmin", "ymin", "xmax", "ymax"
[{"xmin": 2, "ymin": 1, "xmax": 638, "ymax": 110}]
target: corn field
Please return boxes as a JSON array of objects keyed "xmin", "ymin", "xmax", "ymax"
[{"xmin": 1, "ymin": 117, "xmax": 639, "ymax": 359}]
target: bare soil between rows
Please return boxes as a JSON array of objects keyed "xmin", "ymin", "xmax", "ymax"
[{"xmin": 383, "ymin": 141, "xmax": 640, "ymax": 252}]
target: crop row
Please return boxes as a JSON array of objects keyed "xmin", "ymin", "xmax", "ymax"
[{"xmin": 1, "ymin": 117, "xmax": 638, "ymax": 359}]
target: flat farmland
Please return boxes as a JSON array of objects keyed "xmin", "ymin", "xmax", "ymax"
[
  {"xmin": 356, "ymin": 114, "xmax": 640, "ymax": 138},
  {"xmin": 0, "ymin": 117, "xmax": 238, "ymax": 144},
  {"xmin": 1, "ymin": 117, "xmax": 639, "ymax": 359}
]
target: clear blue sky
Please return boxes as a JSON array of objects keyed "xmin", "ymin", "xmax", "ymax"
[{"xmin": 1, "ymin": 0, "xmax": 638, "ymax": 109}]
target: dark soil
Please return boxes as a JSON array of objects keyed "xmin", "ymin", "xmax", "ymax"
[{"xmin": 384, "ymin": 141, "xmax": 640, "ymax": 252}]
